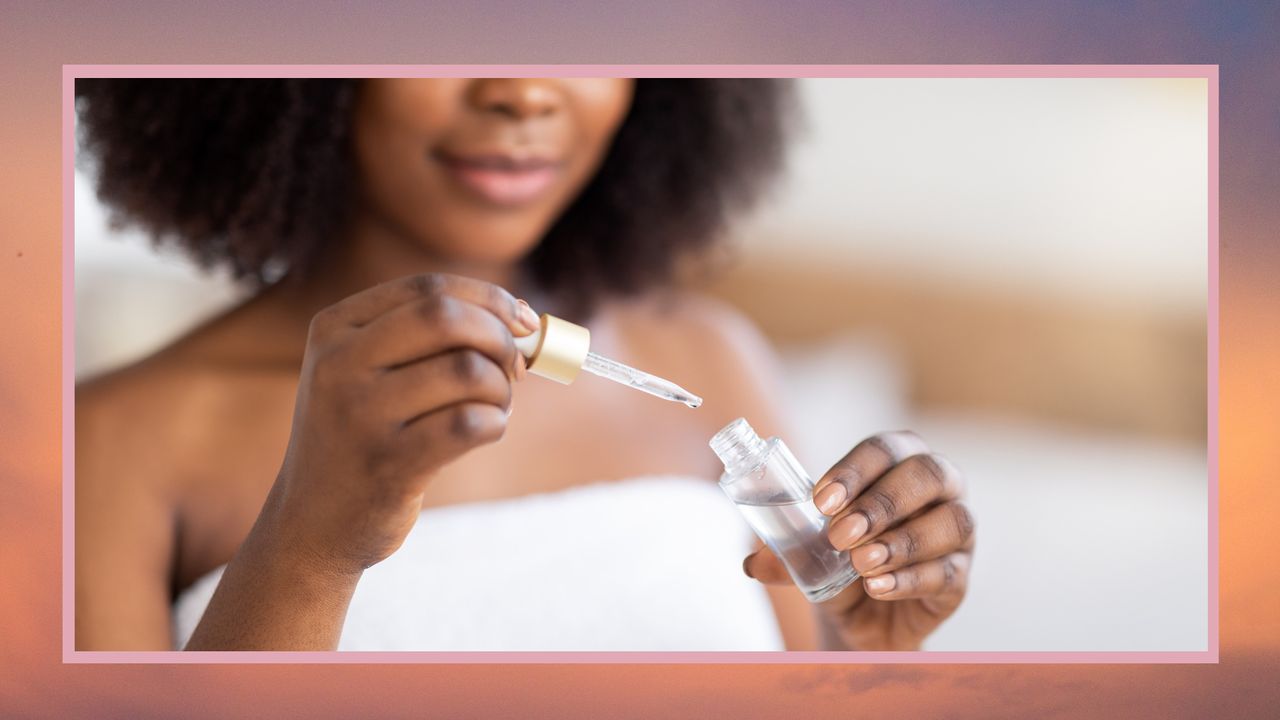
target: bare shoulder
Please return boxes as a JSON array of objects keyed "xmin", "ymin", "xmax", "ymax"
[
  {"xmin": 603, "ymin": 291, "xmax": 788, "ymax": 433},
  {"xmin": 77, "ymin": 289, "xmax": 302, "ymax": 489},
  {"xmin": 77, "ymin": 350, "xmax": 224, "ymax": 497},
  {"xmin": 609, "ymin": 291, "xmax": 776, "ymax": 363},
  {"xmin": 74, "ymin": 335, "xmax": 252, "ymax": 648}
]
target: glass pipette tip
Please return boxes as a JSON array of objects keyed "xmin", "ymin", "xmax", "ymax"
[{"xmin": 580, "ymin": 351, "xmax": 703, "ymax": 408}]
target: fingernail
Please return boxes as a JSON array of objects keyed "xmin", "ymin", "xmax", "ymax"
[
  {"xmin": 865, "ymin": 574, "xmax": 895, "ymax": 594},
  {"xmin": 516, "ymin": 300, "xmax": 540, "ymax": 333},
  {"xmin": 851, "ymin": 543, "xmax": 888, "ymax": 572},
  {"xmin": 742, "ymin": 555, "xmax": 756, "ymax": 579},
  {"xmin": 828, "ymin": 513, "xmax": 868, "ymax": 549},
  {"xmin": 814, "ymin": 482, "xmax": 847, "ymax": 515}
]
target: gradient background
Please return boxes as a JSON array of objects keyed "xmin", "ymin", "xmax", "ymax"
[{"xmin": 1, "ymin": 1, "xmax": 1276, "ymax": 716}]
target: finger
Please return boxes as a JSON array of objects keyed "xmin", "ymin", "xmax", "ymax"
[
  {"xmin": 321, "ymin": 273, "xmax": 540, "ymax": 333},
  {"xmin": 849, "ymin": 501, "xmax": 975, "ymax": 575},
  {"xmin": 862, "ymin": 551, "xmax": 971, "ymax": 603},
  {"xmin": 356, "ymin": 294, "xmax": 520, "ymax": 375},
  {"xmin": 514, "ymin": 352, "xmax": 528, "ymax": 382},
  {"xmin": 394, "ymin": 401, "xmax": 508, "ymax": 472},
  {"xmin": 812, "ymin": 431, "xmax": 930, "ymax": 516},
  {"xmin": 742, "ymin": 546, "xmax": 794, "ymax": 586},
  {"xmin": 827, "ymin": 453, "xmax": 964, "ymax": 551},
  {"xmin": 376, "ymin": 349, "xmax": 513, "ymax": 424},
  {"xmin": 513, "ymin": 300, "xmax": 534, "ymax": 381}
]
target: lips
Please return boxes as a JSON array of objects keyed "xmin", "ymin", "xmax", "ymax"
[{"xmin": 434, "ymin": 149, "xmax": 564, "ymax": 206}]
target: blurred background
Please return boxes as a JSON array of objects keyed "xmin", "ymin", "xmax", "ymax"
[{"xmin": 75, "ymin": 77, "xmax": 1208, "ymax": 651}]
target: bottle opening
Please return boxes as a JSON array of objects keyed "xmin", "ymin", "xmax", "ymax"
[{"xmin": 710, "ymin": 417, "xmax": 769, "ymax": 477}]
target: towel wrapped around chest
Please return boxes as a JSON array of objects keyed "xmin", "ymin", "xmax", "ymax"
[{"xmin": 171, "ymin": 475, "xmax": 787, "ymax": 651}]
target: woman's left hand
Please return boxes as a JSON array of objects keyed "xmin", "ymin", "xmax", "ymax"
[{"xmin": 744, "ymin": 431, "xmax": 975, "ymax": 650}]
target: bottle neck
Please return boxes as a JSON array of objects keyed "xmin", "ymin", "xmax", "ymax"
[{"xmin": 710, "ymin": 418, "xmax": 770, "ymax": 477}]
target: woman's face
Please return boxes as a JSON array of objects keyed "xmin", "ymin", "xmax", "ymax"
[{"xmin": 351, "ymin": 78, "xmax": 635, "ymax": 265}]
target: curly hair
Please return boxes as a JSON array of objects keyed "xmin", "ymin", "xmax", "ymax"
[{"xmin": 75, "ymin": 79, "xmax": 794, "ymax": 318}]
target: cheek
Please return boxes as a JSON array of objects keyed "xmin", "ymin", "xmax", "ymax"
[
  {"xmin": 352, "ymin": 81, "xmax": 460, "ymax": 206},
  {"xmin": 559, "ymin": 81, "xmax": 634, "ymax": 185},
  {"xmin": 359, "ymin": 79, "xmax": 461, "ymax": 140},
  {"xmin": 352, "ymin": 129, "xmax": 432, "ymax": 235},
  {"xmin": 574, "ymin": 80, "xmax": 635, "ymax": 150}
]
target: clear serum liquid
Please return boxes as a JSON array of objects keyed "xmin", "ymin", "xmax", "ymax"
[{"xmin": 711, "ymin": 418, "xmax": 859, "ymax": 603}]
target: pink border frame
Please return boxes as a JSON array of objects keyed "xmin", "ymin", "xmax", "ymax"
[{"xmin": 62, "ymin": 64, "xmax": 1219, "ymax": 665}]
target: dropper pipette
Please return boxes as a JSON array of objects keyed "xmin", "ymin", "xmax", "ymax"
[
  {"xmin": 513, "ymin": 312, "xmax": 703, "ymax": 408},
  {"xmin": 580, "ymin": 350, "xmax": 703, "ymax": 408}
]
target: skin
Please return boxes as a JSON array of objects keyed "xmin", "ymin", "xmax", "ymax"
[{"xmin": 75, "ymin": 78, "xmax": 974, "ymax": 651}]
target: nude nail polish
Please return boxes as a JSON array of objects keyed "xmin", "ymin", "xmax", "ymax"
[
  {"xmin": 515, "ymin": 299, "xmax": 541, "ymax": 333},
  {"xmin": 814, "ymin": 482, "xmax": 847, "ymax": 515},
  {"xmin": 865, "ymin": 574, "xmax": 895, "ymax": 593},
  {"xmin": 829, "ymin": 513, "xmax": 869, "ymax": 549},
  {"xmin": 852, "ymin": 543, "xmax": 888, "ymax": 572}
]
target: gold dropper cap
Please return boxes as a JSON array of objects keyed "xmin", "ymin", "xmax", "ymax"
[{"xmin": 514, "ymin": 313, "xmax": 591, "ymax": 384}]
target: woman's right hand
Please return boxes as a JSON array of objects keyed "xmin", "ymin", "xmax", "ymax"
[{"xmin": 262, "ymin": 273, "xmax": 541, "ymax": 577}]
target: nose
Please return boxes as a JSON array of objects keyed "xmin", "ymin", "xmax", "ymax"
[{"xmin": 467, "ymin": 78, "xmax": 563, "ymax": 120}]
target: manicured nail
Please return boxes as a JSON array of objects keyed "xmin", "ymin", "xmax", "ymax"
[
  {"xmin": 828, "ymin": 513, "xmax": 868, "ymax": 549},
  {"xmin": 865, "ymin": 574, "xmax": 895, "ymax": 594},
  {"xmin": 851, "ymin": 543, "xmax": 888, "ymax": 572},
  {"xmin": 516, "ymin": 299, "xmax": 541, "ymax": 333},
  {"xmin": 814, "ymin": 482, "xmax": 847, "ymax": 515}
]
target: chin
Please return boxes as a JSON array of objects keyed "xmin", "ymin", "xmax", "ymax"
[
  {"xmin": 418, "ymin": 238, "xmax": 541, "ymax": 268},
  {"xmin": 418, "ymin": 218, "xmax": 550, "ymax": 268}
]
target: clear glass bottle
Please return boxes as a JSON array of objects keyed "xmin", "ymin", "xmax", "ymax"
[{"xmin": 710, "ymin": 418, "xmax": 859, "ymax": 602}]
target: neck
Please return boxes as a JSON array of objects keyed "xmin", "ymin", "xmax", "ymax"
[{"xmin": 269, "ymin": 209, "xmax": 529, "ymax": 319}]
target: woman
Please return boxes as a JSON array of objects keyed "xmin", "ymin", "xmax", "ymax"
[{"xmin": 75, "ymin": 78, "xmax": 975, "ymax": 651}]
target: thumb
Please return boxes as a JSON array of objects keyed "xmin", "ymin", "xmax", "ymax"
[{"xmin": 742, "ymin": 544, "xmax": 794, "ymax": 586}]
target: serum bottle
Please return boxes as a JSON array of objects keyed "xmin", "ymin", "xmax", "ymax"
[{"xmin": 711, "ymin": 418, "xmax": 859, "ymax": 602}]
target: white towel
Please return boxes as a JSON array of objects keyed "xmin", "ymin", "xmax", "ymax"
[{"xmin": 171, "ymin": 475, "xmax": 786, "ymax": 651}]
